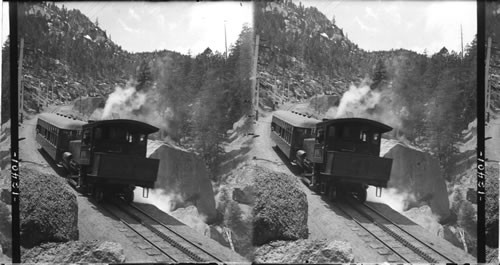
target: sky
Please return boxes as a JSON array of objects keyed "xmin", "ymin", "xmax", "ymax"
[
  {"xmin": 1, "ymin": 2, "xmax": 7, "ymax": 46},
  {"xmin": 297, "ymin": 0, "xmax": 476, "ymax": 55},
  {"xmin": 54, "ymin": 1, "xmax": 253, "ymax": 55}
]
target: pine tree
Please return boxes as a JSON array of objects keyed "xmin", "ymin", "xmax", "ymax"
[
  {"xmin": 371, "ymin": 58, "xmax": 388, "ymax": 90},
  {"xmin": 136, "ymin": 60, "xmax": 153, "ymax": 91}
]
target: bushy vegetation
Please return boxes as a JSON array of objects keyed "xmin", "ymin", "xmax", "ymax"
[
  {"xmin": 252, "ymin": 167, "xmax": 308, "ymax": 245},
  {"xmin": 486, "ymin": 165, "xmax": 499, "ymax": 248}
]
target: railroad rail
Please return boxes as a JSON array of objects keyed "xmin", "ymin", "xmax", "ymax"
[
  {"xmin": 360, "ymin": 202, "xmax": 456, "ymax": 263},
  {"xmin": 336, "ymin": 197, "xmax": 456, "ymax": 263},
  {"xmin": 127, "ymin": 203, "xmax": 225, "ymax": 263},
  {"xmin": 102, "ymin": 199, "xmax": 224, "ymax": 263},
  {"xmin": 100, "ymin": 202, "xmax": 178, "ymax": 263}
]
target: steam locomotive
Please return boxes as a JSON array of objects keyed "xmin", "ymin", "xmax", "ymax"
[
  {"xmin": 36, "ymin": 112, "xmax": 159, "ymax": 203},
  {"xmin": 270, "ymin": 110, "xmax": 393, "ymax": 202}
]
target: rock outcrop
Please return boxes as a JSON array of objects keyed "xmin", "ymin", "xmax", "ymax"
[
  {"xmin": 403, "ymin": 205, "xmax": 443, "ymax": 237},
  {"xmin": 20, "ymin": 166, "xmax": 78, "ymax": 248},
  {"xmin": 21, "ymin": 241, "xmax": 126, "ymax": 263},
  {"xmin": 147, "ymin": 140, "xmax": 217, "ymax": 221},
  {"xmin": 254, "ymin": 239, "xmax": 354, "ymax": 263},
  {"xmin": 381, "ymin": 139, "xmax": 450, "ymax": 222},
  {"xmin": 232, "ymin": 186, "xmax": 254, "ymax": 205},
  {"xmin": 252, "ymin": 166, "xmax": 308, "ymax": 245}
]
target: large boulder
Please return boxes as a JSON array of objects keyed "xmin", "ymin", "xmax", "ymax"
[
  {"xmin": 381, "ymin": 139, "xmax": 450, "ymax": 222},
  {"xmin": 254, "ymin": 239, "xmax": 354, "ymax": 263},
  {"xmin": 21, "ymin": 241, "xmax": 125, "ymax": 263},
  {"xmin": 20, "ymin": 166, "xmax": 78, "ymax": 248},
  {"xmin": 147, "ymin": 141, "xmax": 217, "ymax": 221},
  {"xmin": 252, "ymin": 167, "xmax": 308, "ymax": 245}
]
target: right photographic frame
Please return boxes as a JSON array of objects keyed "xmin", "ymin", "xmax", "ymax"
[
  {"xmin": 251, "ymin": 0, "xmax": 490, "ymax": 263},
  {"xmin": 485, "ymin": 0, "xmax": 500, "ymax": 263}
]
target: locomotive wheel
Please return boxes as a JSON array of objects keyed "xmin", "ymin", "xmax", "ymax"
[
  {"xmin": 124, "ymin": 190, "xmax": 134, "ymax": 204},
  {"xmin": 328, "ymin": 185, "xmax": 337, "ymax": 201},
  {"xmin": 354, "ymin": 187, "xmax": 367, "ymax": 203},
  {"xmin": 94, "ymin": 186, "xmax": 105, "ymax": 203}
]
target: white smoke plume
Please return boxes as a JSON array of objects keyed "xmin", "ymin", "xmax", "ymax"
[
  {"xmin": 98, "ymin": 81, "xmax": 173, "ymax": 137},
  {"xmin": 325, "ymin": 80, "xmax": 403, "ymax": 132},
  {"xmin": 367, "ymin": 187, "xmax": 444, "ymax": 238},
  {"xmin": 133, "ymin": 188, "xmax": 210, "ymax": 235},
  {"xmin": 366, "ymin": 186, "xmax": 416, "ymax": 212},
  {"xmin": 101, "ymin": 84, "xmax": 146, "ymax": 119},
  {"xmin": 133, "ymin": 188, "xmax": 183, "ymax": 213}
]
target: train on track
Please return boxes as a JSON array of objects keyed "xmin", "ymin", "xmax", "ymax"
[
  {"xmin": 271, "ymin": 110, "xmax": 393, "ymax": 202},
  {"xmin": 36, "ymin": 112, "xmax": 160, "ymax": 203}
]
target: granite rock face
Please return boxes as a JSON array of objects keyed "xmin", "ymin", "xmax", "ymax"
[
  {"xmin": 381, "ymin": 139, "xmax": 450, "ymax": 222},
  {"xmin": 147, "ymin": 141, "xmax": 217, "ymax": 221}
]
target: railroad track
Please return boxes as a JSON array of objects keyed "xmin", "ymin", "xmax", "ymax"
[
  {"xmin": 336, "ymin": 197, "xmax": 456, "ymax": 264},
  {"xmin": 102, "ymin": 200, "xmax": 224, "ymax": 263}
]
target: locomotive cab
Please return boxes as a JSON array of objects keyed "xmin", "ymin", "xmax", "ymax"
[
  {"xmin": 306, "ymin": 118, "xmax": 393, "ymax": 202},
  {"xmin": 76, "ymin": 120, "xmax": 160, "ymax": 203}
]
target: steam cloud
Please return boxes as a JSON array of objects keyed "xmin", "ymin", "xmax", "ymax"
[
  {"xmin": 95, "ymin": 81, "xmax": 173, "ymax": 137},
  {"xmin": 367, "ymin": 187, "xmax": 444, "ymax": 237},
  {"xmin": 325, "ymin": 80, "xmax": 403, "ymax": 132},
  {"xmin": 101, "ymin": 85, "xmax": 147, "ymax": 119},
  {"xmin": 134, "ymin": 188, "xmax": 209, "ymax": 235},
  {"xmin": 366, "ymin": 186, "xmax": 416, "ymax": 212},
  {"xmin": 134, "ymin": 188, "xmax": 182, "ymax": 213}
]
